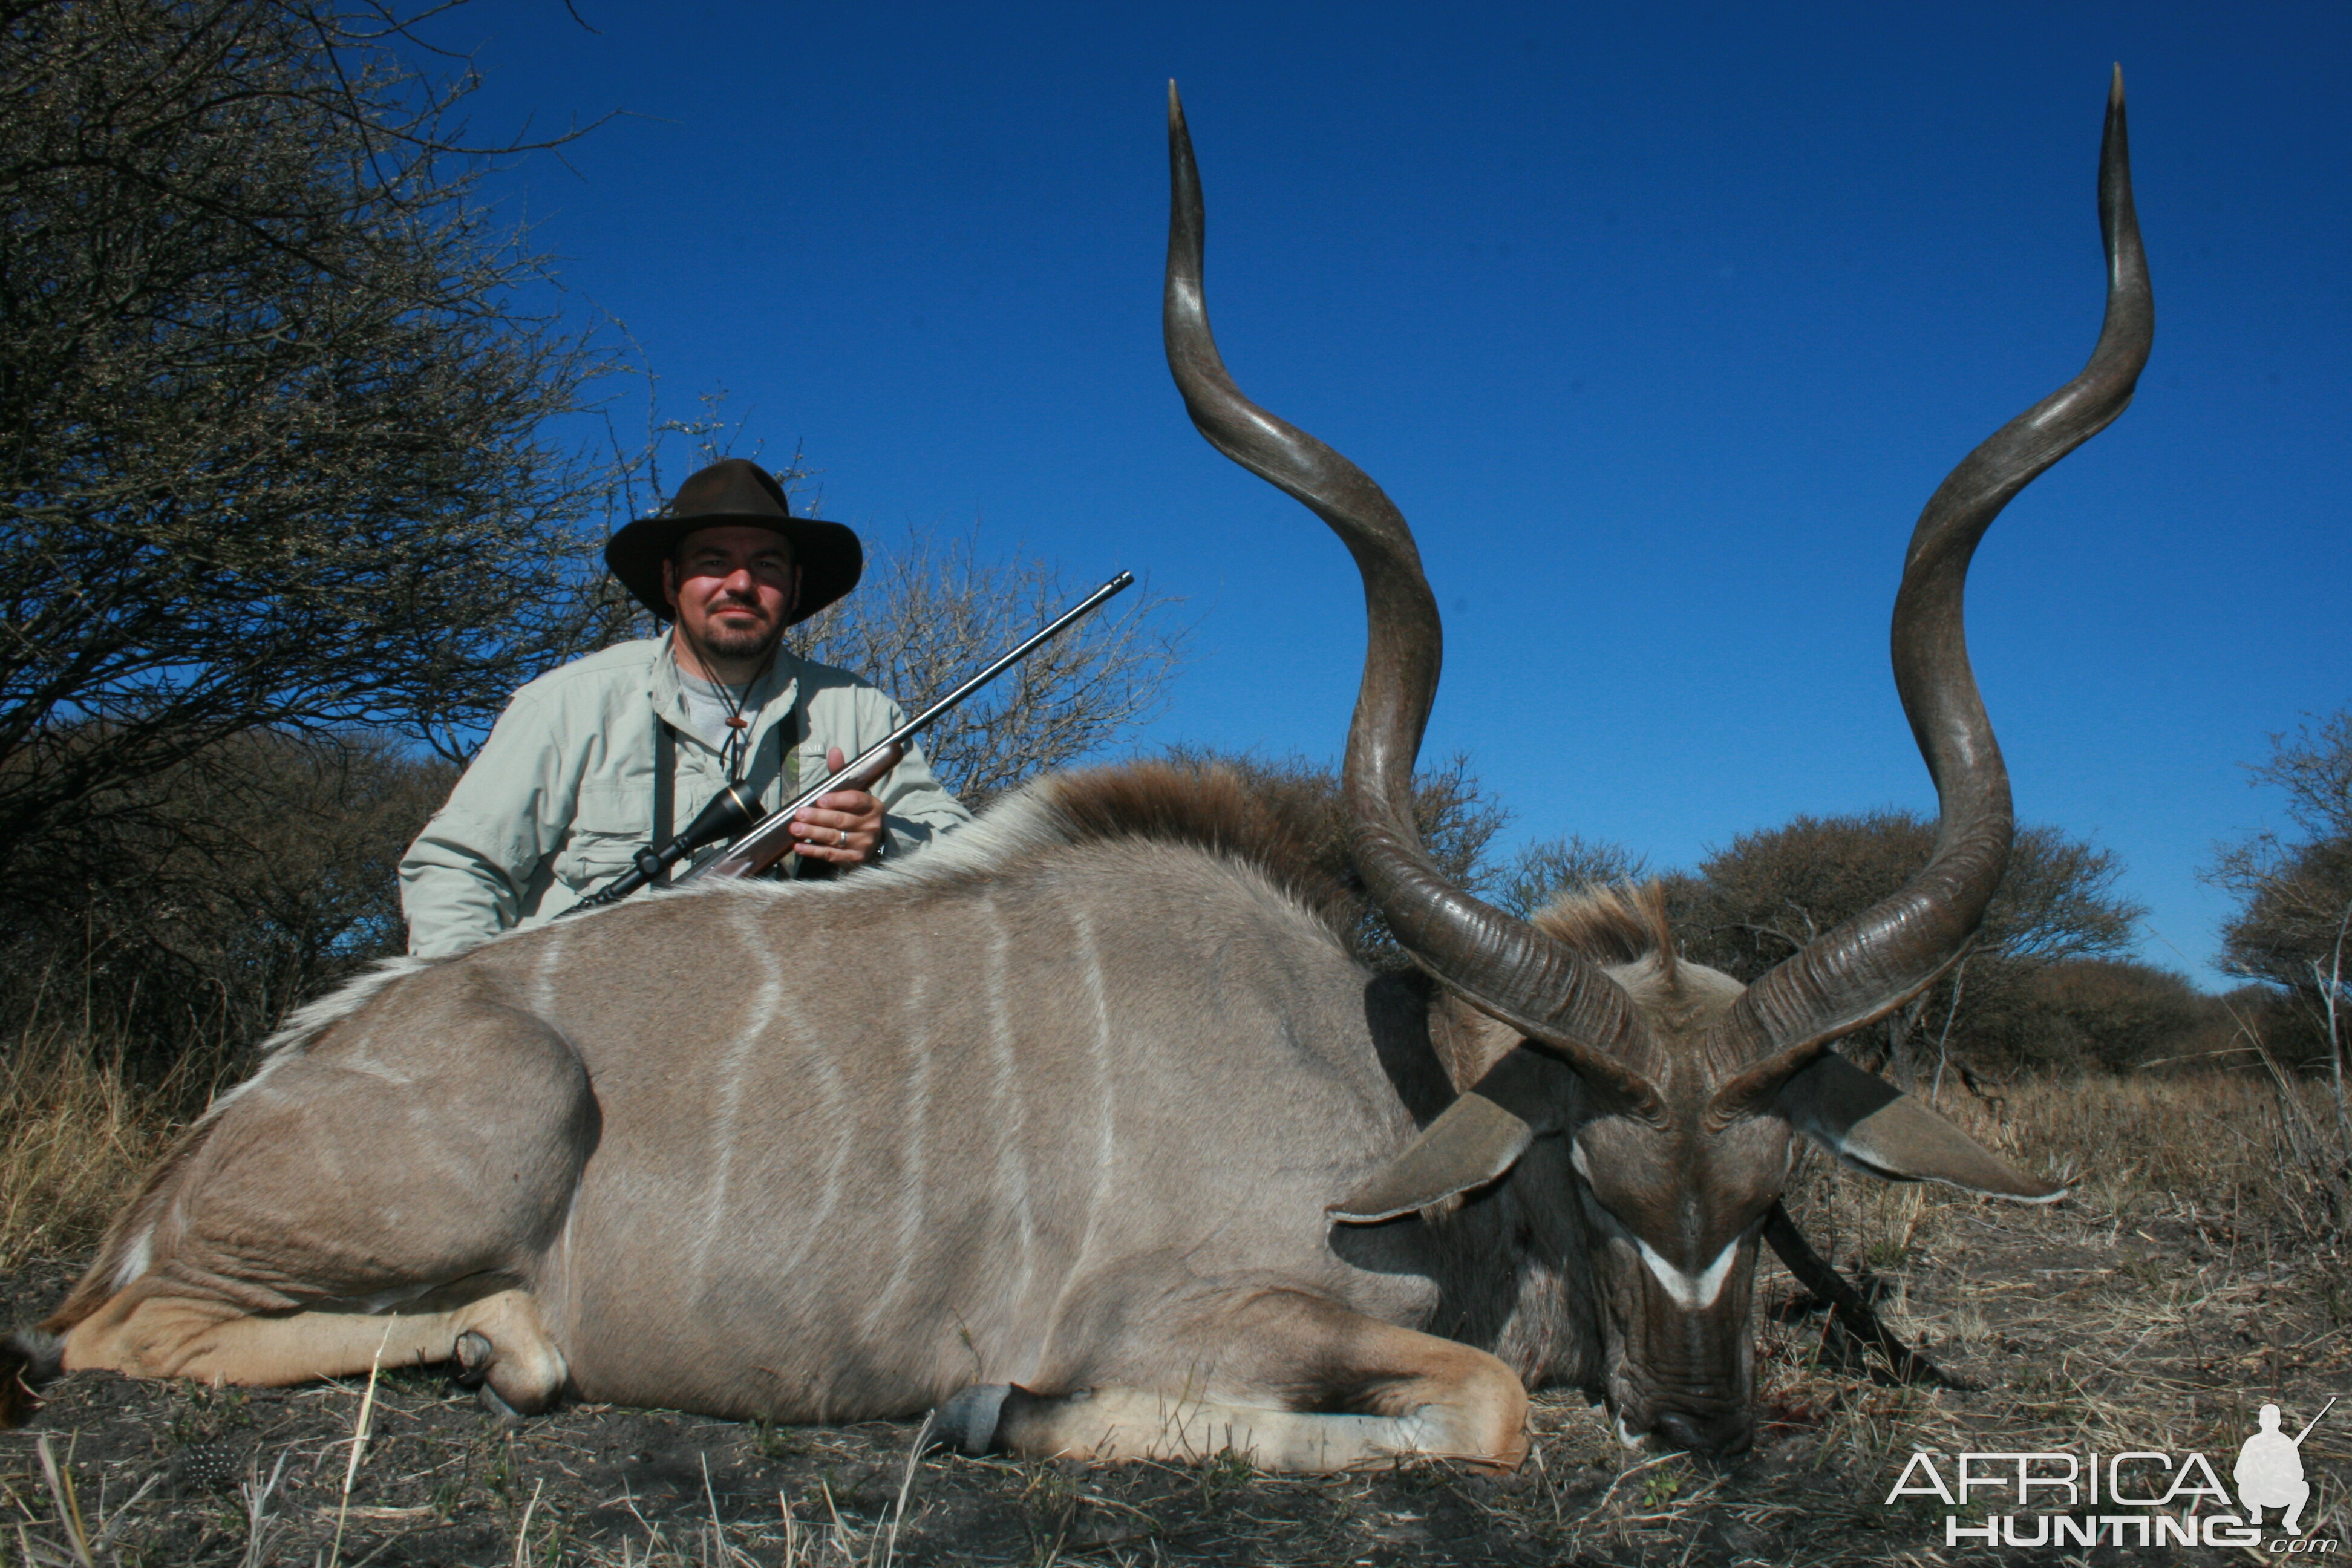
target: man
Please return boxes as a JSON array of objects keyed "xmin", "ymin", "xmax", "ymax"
[{"xmin": 401, "ymin": 457, "xmax": 972, "ymax": 957}]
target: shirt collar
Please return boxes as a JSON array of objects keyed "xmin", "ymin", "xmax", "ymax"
[{"xmin": 652, "ymin": 631, "xmax": 805, "ymax": 755}]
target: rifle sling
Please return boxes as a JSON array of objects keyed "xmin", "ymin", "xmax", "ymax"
[{"xmin": 652, "ymin": 716, "xmax": 676, "ymax": 884}]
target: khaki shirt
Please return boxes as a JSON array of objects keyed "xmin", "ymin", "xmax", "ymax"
[{"xmin": 399, "ymin": 635, "xmax": 972, "ymax": 956}]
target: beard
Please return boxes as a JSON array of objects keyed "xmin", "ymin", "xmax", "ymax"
[
  {"xmin": 696, "ymin": 616, "xmax": 778, "ymax": 662},
  {"xmin": 678, "ymin": 600, "xmax": 786, "ymax": 679}
]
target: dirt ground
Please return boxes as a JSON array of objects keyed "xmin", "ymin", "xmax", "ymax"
[{"xmin": 5, "ymin": 1174, "xmax": 2346, "ymax": 1568}]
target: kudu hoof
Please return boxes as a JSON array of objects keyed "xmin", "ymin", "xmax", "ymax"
[
  {"xmin": 451, "ymin": 1331, "xmax": 514, "ymax": 1420},
  {"xmin": 0, "ymin": 1330, "xmax": 64, "ymax": 1428},
  {"xmin": 930, "ymin": 1383, "xmax": 1011, "ymax": 1454},
  {"xmin": 449, "ymin": 1328, "xmax": 558, "ymax": 1420},
  {"xmin": 451, "ymin": 1330, "xmax": 492, "ymax": 1387}
]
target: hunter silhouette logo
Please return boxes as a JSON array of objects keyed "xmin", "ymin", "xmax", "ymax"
[{"xmin": 2240, "ymin": 1398, "xmax": 2333, "ymax": 1537}]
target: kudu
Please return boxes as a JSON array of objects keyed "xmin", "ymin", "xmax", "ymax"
[{"xmin": 1, "ymin": 77, "xmax": 2149, "ymax": 1469}]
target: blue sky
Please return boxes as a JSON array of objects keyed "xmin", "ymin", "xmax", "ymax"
[{"xmin": 451, "ymin": 1, "xmax": 2349, "ymax": 984}]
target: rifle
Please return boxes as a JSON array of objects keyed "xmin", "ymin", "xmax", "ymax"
[{"xmin": 569, "ymin": 570, "xmax": 1134, "ymax": 912}]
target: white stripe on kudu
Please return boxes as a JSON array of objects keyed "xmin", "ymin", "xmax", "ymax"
[
  {"xmin": 862, "ymin": 969, "xmax": 932, "ymax": 1336},
  {"xmin": 1634, "ymin": 1239, "xmax": 1743, "ymax": 1312},
  {"xmin": 982, "ymin": 898, "xmax": 1039, "ymax": 1308}
]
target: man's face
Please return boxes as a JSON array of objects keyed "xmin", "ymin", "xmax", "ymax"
[{"xmin": 662, "ymin": 525, "xmax": 800, "ymax": 667}]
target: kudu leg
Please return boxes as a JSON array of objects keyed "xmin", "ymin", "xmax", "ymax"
[
  {"xmin": 51, "ymin": 989, "xmax": 595, "ymax": 1415},
  {"xmin": 62, "ymin": 1285, "xmax": 568, "ymax": 1413},
  {"xmin": 938, "ymin": 1290, "xmax": 1529, "ymax": 1473}
]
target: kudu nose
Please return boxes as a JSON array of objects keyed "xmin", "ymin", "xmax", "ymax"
[{"xmin": 1649, "ymin": 1407, "xmax": 1753, "ymax": 1457}]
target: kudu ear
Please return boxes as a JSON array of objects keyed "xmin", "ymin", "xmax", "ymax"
[
  {"xmin": 1774, "ymin": 1053, "xmax": 2065, "ymax": 1202},
  {"xmin": 1328, "ymin": 1048, "xmax": 1553, "ymax": 1224}
]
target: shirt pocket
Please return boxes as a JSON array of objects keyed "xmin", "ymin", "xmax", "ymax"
[{"xmin": 554, "ymin": 786, "xmax": 650, "ymax": 892}]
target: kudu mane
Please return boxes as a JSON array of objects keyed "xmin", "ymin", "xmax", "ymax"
[
  {"xmin": 897, "ymin": 760, "xmax": 1357, "ymax": 930},
  {"xmin": 1527, "ymin": 883, "xmax": 1677, "ymax": 983}
]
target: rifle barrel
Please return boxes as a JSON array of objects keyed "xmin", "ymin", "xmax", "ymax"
[{"xmin": 675, "ymin": 569, "xmax": 1135, "ymax": 885}]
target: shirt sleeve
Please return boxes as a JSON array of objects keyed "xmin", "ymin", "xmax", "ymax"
[{"xmin": 397, "ymin": 688, "xmax": 576, "ymax": 956}]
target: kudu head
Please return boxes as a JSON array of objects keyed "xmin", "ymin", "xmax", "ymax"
[{"xmin": 1163, "ymin": 73, "xmax": 2151, "ymax": 1455}]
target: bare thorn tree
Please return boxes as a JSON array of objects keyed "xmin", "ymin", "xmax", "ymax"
[{"xmin": 789, "ymin": 528, "xmax": 1189, "ymax": 808}]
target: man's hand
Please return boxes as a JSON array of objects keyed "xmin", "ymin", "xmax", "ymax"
[{"xmin": 789, "ymin": 745, "xmax": 903, "ymax": 866}]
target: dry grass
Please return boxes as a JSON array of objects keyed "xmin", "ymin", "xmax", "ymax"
[
  {"xmin": 0, "ymin": 1026, "xmax": 200, "ymax": 1273},
  {"xmin": 1725, "ymin": 1067, "xmax": 2352, "ymax": 1561},
  {"xmin": 4, "ymin": 1057, "xmax": 2348, "ymax": 1564},
  {"xmin": 1790, "ymin": 1068, "xmax": 2352, "ymax": 1260}
]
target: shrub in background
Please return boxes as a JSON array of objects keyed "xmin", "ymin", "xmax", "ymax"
[
  {"xmin": 0, "ymin": 730, "xmax": 449, "ymax": 1081},
  {"xmin": 2209, "ymin": 710, "xmax": 2352, "ymax": 1071}
]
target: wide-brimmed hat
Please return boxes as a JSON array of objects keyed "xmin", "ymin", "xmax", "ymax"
[{"xmin": 605, "ymin": 458, "xmax": 862, "ymax": 625}]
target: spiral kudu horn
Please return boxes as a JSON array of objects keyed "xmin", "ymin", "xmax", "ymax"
[
  {"xmin": 1162, "ymin": 84, "xmax": 1661, "ymax": 1114},
  {"xmin": 1710, "ymin": 68, "xmax": 2154, "ymax": 1120}
]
